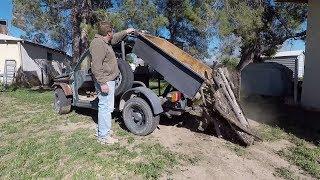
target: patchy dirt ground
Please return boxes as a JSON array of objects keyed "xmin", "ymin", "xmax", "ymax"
[
  {"xmin": 150, "ymin": 118, "xmax": 314, "ymax": 180},
  {"xmin": 1, "ymin": 89, "xmax": 319, "ymax": 179}
]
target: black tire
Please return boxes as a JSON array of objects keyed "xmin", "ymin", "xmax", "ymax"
[
  {"xmin": 53, "ymin": 88, "xmax": 71, "ymax": 114},
  {"xmin": 115, "ymin": 58, "xmax": 134, "ymax": 96},
  {"xmin": 122, "ymin": 97, "xmax": 159, "ymax": 136}
]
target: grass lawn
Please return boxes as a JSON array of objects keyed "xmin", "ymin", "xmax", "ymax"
[
  {"xmin": 0, "ymin": 88, "xmax": 182, "ymax": 179},
  {"xmin": 258, "ymin": 125, "xmax": 320, "ymax": 179}
]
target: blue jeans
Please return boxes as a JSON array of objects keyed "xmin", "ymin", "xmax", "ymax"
[{"xmin": 95, "ymin": 81, "xmax": 115, "ymax": 139}]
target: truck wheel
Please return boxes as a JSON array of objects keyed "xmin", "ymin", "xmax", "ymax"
[
  {"xmin": 115, "ymin": 58, "xmax": 134, "ymax": 96},
  {"xmin": 122, "ymin": 97, "xmax": 159, "ymax": 136},
  {"xmin": 53, "ymin": 88, "xmax": 71, "ymax": 114}
]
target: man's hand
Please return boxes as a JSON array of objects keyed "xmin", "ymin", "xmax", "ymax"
[
  {"xmin": 100, "ymin": 84, "xmax": 109, "ymax": 93},
  {"xmin": 126, "ymin": 28, "xmax": 135, "ymax": 34}
]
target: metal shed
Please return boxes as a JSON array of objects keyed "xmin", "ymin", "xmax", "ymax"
[
  {"xmin": 264, "ymin": 50, "xmax": 305, "ymax": 79},
  {"xmin": 263, "ymin": 50, "xmax": 305, "ymax": 103}
]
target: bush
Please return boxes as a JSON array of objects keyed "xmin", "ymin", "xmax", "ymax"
[{"xmin": 221, "ymin": 57, "xmax": 239, "ymax": 68}]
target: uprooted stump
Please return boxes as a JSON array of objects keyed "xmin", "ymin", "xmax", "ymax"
[{"xmin": 201, "ymin": 67, "xmax": 260, "ymax": 146}]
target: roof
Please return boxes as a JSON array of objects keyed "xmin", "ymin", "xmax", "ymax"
[
  {"xmin": 0, "ymin": 34, "xmax": 22, "ymax": 41},
  {"xmin": 0, "ymin": 34, "xmax": 70, "ymax": 57},
  {"xmin": 273, "ymin": 50, "xmax": 304, "ymax": 57},
  {"xmin": 262, "ymin": 50, "xmax": 304, "ymax": 60},
  {"xmin": 276, "ymin": 0, "xmax": 307, "ymax": 3}
]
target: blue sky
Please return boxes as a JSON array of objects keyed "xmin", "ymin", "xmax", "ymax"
[
  {"xmin": 0, "ymin": 0, "xmax": 305, "ymax": 53},
  {"xmin": 0, "ymin": 0, "xmax": 25, "ymax": 37}
]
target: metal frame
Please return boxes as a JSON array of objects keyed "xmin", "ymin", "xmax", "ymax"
[{"xmin": 3, "ymin": 59, "xmax": 16, "ymax": 86}]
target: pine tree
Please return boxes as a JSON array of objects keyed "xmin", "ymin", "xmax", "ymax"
[
  {"xmin": 12, "ymin": 0, "xmax": 112, "ymax": 64},
  {"xmin": 217, "ymin": 0, "xmax": 307, "ymax": 71}
]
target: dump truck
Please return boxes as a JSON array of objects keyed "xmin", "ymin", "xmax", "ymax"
[{"xmin": 53, "ymin": 32, "xmax": 258, "ymax": 146}]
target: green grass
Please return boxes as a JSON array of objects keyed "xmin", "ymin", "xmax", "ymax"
[
  {"xmin": 277, "ymin": 140, "xmax": 320, "ymax": 179},
  {"xmin": 0, "ymin": 88, "xmax": 182, "ymax": 179},
  {"xmin": 274, "ymin": 167, "xmax": 296, "ymax": 180},
  {"xmin": 258, "ymin": 124, "xmax": 320, "ymax": 179},
  {"xmin": 225, "ymin": 142, "xmax": 247, "ymax": 156},
  {"xmin": 258, "ymin": 124, "xmax": 286, "ymax": 142}
]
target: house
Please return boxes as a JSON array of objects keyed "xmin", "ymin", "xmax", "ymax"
[{"xmin": 0, "ymin": 33, "xmax": 71, "ymax": 86}]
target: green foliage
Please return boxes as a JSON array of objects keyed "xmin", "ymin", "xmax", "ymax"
[
  {"xmin": 80, "ymin": 23, "xmax": 98, "ymax": 44},
  {"xmin": 120, "ymin": 0, "xmax": 169, "ymax": 34},
  {"xmin": 12, "ymin": 0, "xmax": 218, "ymax": 60},
  {"xmin": 12, "ymin": 0, "xmax": 72, "ymax": 51},
  {"xmin": 12, "ymin": 0, "xmax": 112, "ymax": 55},
  {"xmin": 156, "ymin": 0, "xmax": 217, "ymax": 59},
  {"xmin": 220, "ymin": 57, "xmax": 239, "ymax": 69},
  {"xmin": 218, "ymin": 0, "xmax": 264, "ymax": 42},
  {"xmin": 217, "ymin": 0, "xmax": 307, "ymax": 69}
]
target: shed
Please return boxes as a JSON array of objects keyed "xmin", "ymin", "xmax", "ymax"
[
  {"xmin": 263, "ymin": 50, "xmax": 305, "ymax": 103},
  {"xmin": 264, "ymin": 50, "xmax": 305, "ymax": 79},
  {"xmin": 0, "ymin": 34, "xmax": 71, "ymax": 86},
  {"xmin": 241, "ymin": 62, "xmax": 293, "ymax": 97}
]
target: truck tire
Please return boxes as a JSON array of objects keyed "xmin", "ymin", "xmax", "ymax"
[
  {"xmin": 53, "ymin": 88, "xmax": 71, "ymax": 114},
  {"xmin": 122, "ymin": 97, "xmax": 160, "ymax": 136},
  {"xmin": 115, "ymin": 58, "xmax": 134, "ymax": 96}
]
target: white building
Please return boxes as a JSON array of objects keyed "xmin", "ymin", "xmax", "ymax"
[
  {"xmin": 277, "ymin": 0, "xmax": 320, "ymax": 110},
  {"xmin": 0, "ymin": 34, "xmax": 71, "ymax": 86},
  {"xmin": 265, "ymin": 50, "xmax": 305, "ymax": 79}
]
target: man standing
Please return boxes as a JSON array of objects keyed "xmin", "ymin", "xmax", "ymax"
[{"xmin": 89, "ymin": 21, "xmax": 134, "ymax": 145}]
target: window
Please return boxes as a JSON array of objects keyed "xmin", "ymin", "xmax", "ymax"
[{"xmin": 0, "ymin": 20, "xmax": 7, "ymax": 25}]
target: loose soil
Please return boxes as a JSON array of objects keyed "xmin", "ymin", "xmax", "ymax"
[{"xmin": 152, "ymin": 118, "xmax": 314, "ymax": 179}]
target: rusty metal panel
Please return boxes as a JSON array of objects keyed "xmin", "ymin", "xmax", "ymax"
[
  {"xmin": 133, "ymin": 35, "xmax": 205, "ymax": 98},
  {"xmin": 53, "ymin": 82, "xmax": 73, "ymax": 96}
]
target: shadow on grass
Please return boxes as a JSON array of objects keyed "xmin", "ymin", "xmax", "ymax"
[
  {"xmin": 241, "ymin": 95, "xmax": 320, "ymax": 145},
  {"xmin": 72, "ymin": 107, "xmax": 125, "ymax": 127},
  {"xmin": 72, "ymin": 105, "xmax": 249, "ymax": 146}
]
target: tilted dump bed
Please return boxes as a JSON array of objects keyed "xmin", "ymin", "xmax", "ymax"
[
  {"xmin": 133, "ymin": 33, "xmax": 212, "ymax": 98},
  {"xmin": 133, "ymin": 33, "xmax": 256, "ymax": 145}
]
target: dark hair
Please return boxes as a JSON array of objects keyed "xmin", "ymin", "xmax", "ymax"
[{"xmin": 97, "ymin": 21, "xmax": 113, "ymax": 36}]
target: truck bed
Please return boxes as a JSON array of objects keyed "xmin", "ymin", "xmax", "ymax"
[
  {"xmin": 133, "ymin": 33, "xmax": 212, "ymax": 98},
  {"xmin": 141, "ymin": 34, "xmax": 213, "ymax": 79}
]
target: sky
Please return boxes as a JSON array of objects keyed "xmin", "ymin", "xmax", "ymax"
[
  {"xmin": 0, "ymin": 0, "xmax": 25, "ymax": 37},
  {"xmin": 0, "ymin": 0, "xmax": 305, "ymax": 53}
]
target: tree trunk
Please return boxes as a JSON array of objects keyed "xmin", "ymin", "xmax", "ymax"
[
  {"xmin": 72, "ymin": 0, "xmax": 81, "ymax": 66},
  {"xmin": 80, "ymin": 0, "xmax": 91, "ymax": 55},
  {"xmin": 234, "ymin": 43, "xmax": 260, "ymax": 100}
]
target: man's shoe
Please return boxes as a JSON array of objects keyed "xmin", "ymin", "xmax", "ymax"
[
  {"xmin": 95, "ymin": 130, "xmax": 113, "ymax": 137},
  {"xmin": 97, "ymin": 136, "xmax": 119, "ymax": 145}
]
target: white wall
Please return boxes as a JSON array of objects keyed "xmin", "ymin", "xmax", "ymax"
[
  {"xmin": 301, "ymin": 0, "xmax": 320, "ymax": 110},
  {"xmin": 297, "ymin": 53, "xmax": 305, "ymax": 79},
  {"xmin": 0, "ymin": 41, "xmax": 21, "ymax": 82},
  {"xmin": 21, "ymin": 43, "xmax": 70, "ymax": 85}
]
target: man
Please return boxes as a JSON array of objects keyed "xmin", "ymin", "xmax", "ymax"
[{"xmin": 89, "ymin": 21, "xmax": 134, "ymax": 145}]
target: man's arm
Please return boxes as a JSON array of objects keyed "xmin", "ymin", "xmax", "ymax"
[
  {"xmin": 89, "ymin": 39, "xmax": 107, "ymax": 84},
  {"xmin": 110, "ymin": 30, "xmax": 127, "ymax": 45},
  {"xmin": 111, "ymin": 28, "xmax": 135, "ymax": 45}
]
